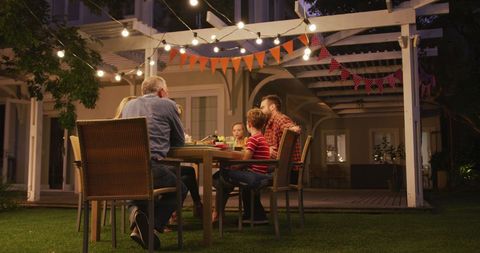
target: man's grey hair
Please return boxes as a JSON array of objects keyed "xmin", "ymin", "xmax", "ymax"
[{"xmin": 141, "ymin": 76, "xmax": 167, "ymax": 95}]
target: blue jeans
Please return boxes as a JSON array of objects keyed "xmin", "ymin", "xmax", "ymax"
[
  {"xmin": 213, "ymin": 167, "xmax": 272, "ymax": 219},
  {"xmin": 128, "ymin": 160, "xmax": 187, "ymax": 231}
]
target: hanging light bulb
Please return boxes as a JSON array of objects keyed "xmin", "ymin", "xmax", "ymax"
[
  {"xmin": 237, "ymin": 21, "xmax": 245, "ymax": 29},
  {"xmin": 240, "ymin": 47, "xmax": 246, "ymax": 54},
  {"xmin": 162, "ymin": 40, "xmax": 171, "ymax": 51},
  {"xmin": 273, "ymin": 34, "xmax": 280, "ymax": 45},
  {"xmin": 179, "ymin": 47, "xmax": 186, "ymax": 54},
  {"xmin": 121, "ymin": 27, "xmax": 130, "ymax": 37},
  {"xmin": 149, "ymin": 58, "xmax": 155, "ymax": 66},
  {"xmin": 302, "ymin": 54, "xmax": 310, "ymax": 61},
  {"xmin": 210, "ymin": 34, "xmax": 216, "ymax": 41},
  {"xmin": 136, "ymin": 68, "xmax": 143, "ymax": 76},
  {"xmin": 114, "ymin": 73, "xmax": 122, "ymax": 82},
  {"xmin": 191, "ymin": 32, "xmax": 199, "ymax": 46},
  {"xmin": 304, "ymin": 47, "xmax": 312, "ymax": 55},
  {"xmin": 255, "ymin": 32, "xmax": 263, "ymax": 45},
  {"xmin": 189, "ymin": 0, "xmax": 198, "ymax": 6},
  {"xmin": 56, "ymin": 49, "xmax": 65, "ymax": 58},
  {"xmin": 213, "ymin": 46, "xmax": 220, "ymax": 53},
  {"xmin": 96, "ymin": 70, "xmax": 105, "ymax": 77},
  {"xmin": 304, "ymin": 18, "xmax": 316, "ymax": 32}
]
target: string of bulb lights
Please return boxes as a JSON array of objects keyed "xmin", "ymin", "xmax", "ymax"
[{"xmin": 35, "ymin": 0, "xmax": 320, "ymax": 81}]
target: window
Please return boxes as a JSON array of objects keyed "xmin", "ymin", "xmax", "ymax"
[
  {"xmin": 169, "ymin": 85, "xmax": 224, "ymax": 141},
  {"xmin": 369, "ymin": 128, "xmax": 399, "ymax": 162},
  {"xmin": 324, "ymin": 132, "xmax": 347, "ymax": 163}
]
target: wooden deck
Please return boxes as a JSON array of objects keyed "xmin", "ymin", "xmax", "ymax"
[{"xmin": 20, "ymin": 189, "xmax": 431, "ymax": 212}]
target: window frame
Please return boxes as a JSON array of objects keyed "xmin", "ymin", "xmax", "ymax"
[
  {"xmin": 321, "ymin": 129, "xmax": 349, "ymax": 165},
  {"xmin": 368, "ymin": 128, "xmax": 400, "ymax": 163}
]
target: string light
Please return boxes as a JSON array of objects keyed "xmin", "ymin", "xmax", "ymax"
[
  {"xmin": 255, "ymin": 32, "xmax": 263, "ymax": 45},
  {"xmin": 302, "ymin": 54, "xmax": 310, "ymax": 61},
  {"xmin": 56, "ymin": 49, "xmax": 65, "ymax": 58},
  {"xmin": 237, "ymin": 21, "xmax": 245, "ymax": 29},
  {"xmin": 162, "ymin": 40, "xmax": 171, "ymax": 51},
  {"xmin": 114, "ymin": 73, "xmax": 122, "ymax": 82},
  {"xmin": 210, "ymin": 34, "xmax": 216, "ymax": 41},
  {"xmin": 96, "ymin": 70, "xmax": 105, "ymax": 77},
  {"xmin": 179, "ymin": 47, "xmax": 186, "ymax": 54},
  {"xmin": 273, "ymin": 34, "xmax": 280, "ymax": 45},
  {"xmin": 303, "ymin": 18, "xmax": 316, "ymax": 32},
  {"xmin": 191, "ymin": 32, "xmax": 199, "ymax": 46},
  {"xmin": 189, "ymin": 0, "xmax": 198, "ymax": 6},
  {"xmin": 121, "ymin": 27, "xmax": 129, "ymax": 37},
  {"xmin": 304, "ymin": 47, "xmax": 312, "ymax": 55},
  {"xmin": 213, "ymin": 46, "xmax": 220, "ymax": 53},
  {"xmin": 136, "ymin": 68, "xmax": 143, "ymax": 76},
  {"xmin": 149, "ymin": 58, "xmax": 155, "ymax": 66},
  {"xmin": 240, "ymin": 47, "xmax": 246, "ymax": 54}
]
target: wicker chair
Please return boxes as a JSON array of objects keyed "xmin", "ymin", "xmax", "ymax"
[
  {"xmin": 76, "ymin": 117, "xmax": 183, "ymax": 253},
  {"xmin": 218, "ymin": 128, "xmax": 299, "ymax": 238},
  {"xmin": 290, "ymin": 135, "xmax": 312, "ymax": 228}
]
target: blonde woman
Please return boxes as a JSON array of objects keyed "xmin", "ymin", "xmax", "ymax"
[{"xmin": 231, "ymin": 122, "xmax": 247, "ymax": 150}]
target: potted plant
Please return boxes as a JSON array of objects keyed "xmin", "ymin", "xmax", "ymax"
[{"xmin": 373, "ymin": 136, "xmax": 405, "ymax": 191}]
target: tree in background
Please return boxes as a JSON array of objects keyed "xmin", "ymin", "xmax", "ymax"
[{"xmin": 0, "ymin": 0, "xmax": 102, "ymax": 130}]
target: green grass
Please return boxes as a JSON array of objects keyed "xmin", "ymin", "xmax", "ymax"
[{"xmin": 1, "ymin": 191, "xmax": 480, "ymax": 252}]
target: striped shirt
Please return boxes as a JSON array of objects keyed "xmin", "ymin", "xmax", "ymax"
[{"xmin": 245, "ymin": 133, "xmax": 270, "ymax": 174}]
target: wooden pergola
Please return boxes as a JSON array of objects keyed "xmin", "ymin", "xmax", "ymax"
[{"xmin": 18, "ymin": 0, "xmax": 448, "ymax": 209}]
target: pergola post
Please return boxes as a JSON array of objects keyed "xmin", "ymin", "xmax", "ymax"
[
  {"xmin": 27, "ymin": 98, "xmax": 43, "ymax": 202},
  {"xmin": 401, "ymin": 24, "xmax": 424, "ymax": 207},
  {"xmin": 145, "ymin": 47, "xmax": 157, "ymax": 78}
]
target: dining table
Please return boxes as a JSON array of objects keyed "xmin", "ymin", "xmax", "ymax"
[{"xmin": 167, "ymin": 145, "xmax": 243, "ymax": 246}]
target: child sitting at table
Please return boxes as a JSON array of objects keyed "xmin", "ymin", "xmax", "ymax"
[
  {"xmin": 231, "ymin": 122, "xmax": 247, "ymax": 150},
  {"xmin": 212, "ymin": 108, "xmax": 271, "ymax": 224}
]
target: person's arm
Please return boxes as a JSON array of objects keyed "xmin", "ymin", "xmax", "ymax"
[
  {"xmin": 169, "ymin": 102, "xmax": 185, "ymax": 147},
  {"xmin": 230, "ymin": 138, "xmax": 254, "ymax": 170}
]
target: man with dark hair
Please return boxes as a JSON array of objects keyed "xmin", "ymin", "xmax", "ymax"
[{"xmin": 260, "ymin": 94, "xmax": 302, "ymax": 184}]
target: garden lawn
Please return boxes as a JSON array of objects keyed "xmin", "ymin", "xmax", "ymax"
[{"xmin": 1, "ymin": 191, "xmax": 480, "ymax": 253}]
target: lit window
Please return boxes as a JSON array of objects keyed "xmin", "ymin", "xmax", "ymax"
[{"xmin": 325, "ymin": 133, "xmax": 347, "ymax": 163}]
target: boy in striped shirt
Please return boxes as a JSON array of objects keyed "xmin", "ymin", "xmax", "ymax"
[{"xmin": 213, "ymin": 108, "xmax": 271, "ymax": 224}]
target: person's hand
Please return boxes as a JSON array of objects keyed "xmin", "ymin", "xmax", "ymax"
[
  {"xmin": 269, "ymin": 146, "xmax": 278, "ymax": 159},
  {"xmin": 290, "ymin": 125, "xmax": 301, "ymax": 133}
]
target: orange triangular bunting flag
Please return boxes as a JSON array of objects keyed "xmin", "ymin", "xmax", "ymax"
[
  {"xmin": 242, "ymin": 55, "xmax": 254, "ymax": 71},
  {"xmin": 169, "ymin": 48, "xmax": 178, "ymax": 63},
  {"xmin": 269, "ymin": 47, "xmax": 281, "ymax": 64},
  {"xmin": 298, "ymin": 34, "xmax": 309, "ymax": 46},
  {"xmin": 254, "ymin": 51, "xmax": 265, "ymax": 68},
  {"xmin": 282, "ymin": 40, "xmax": 293, "ymax": 55},
  {"xmin": 210, "ymin": 57, "xmax": 220, "ymax": 74},
  {"xmin": 180, "ymin": 53, "xmax": 188, "ymax": 68},
  {"xmin": 198, "ymin": 56, "xmax": 208, "ymax": 72},
  {"xmin": 220, "ymin": 57, "xmax": 229, "ymax": 74},
  {"xmin": 189, "ymin": 55, "xmax": 198, "ymax": 70},
  {"xmin": 231, "ymin": 57, "xmax": 242, "ymax": 72}
]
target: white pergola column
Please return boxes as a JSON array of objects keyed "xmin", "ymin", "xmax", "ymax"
[
  {"xmin": 401, "ymin": 24, "xmax": 424, "ymax": 207},
  {"xmin": 27, "ymin": 98, "xmax": 43, "ymax": 202},
  {"xmin": 144, "ymin": 47, "xmax": 157, "ymax": 78}
]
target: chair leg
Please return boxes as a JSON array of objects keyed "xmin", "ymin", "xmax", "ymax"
[
  {"xmin": 111, "ymin": 201, "xmax": 116, "ymax": 248},
  {"xmin": 110, "ymin": 201, "xmax": 114, "ymax": 225},
  {"xmin": 77, "ymin": 192, "xmax": 83, "ymax": 232},
  {"xmin": 175, "ymin": 162, "xmax": 183, "ymax": 249},
  {"xmin": 270, "ymin": 192, "xmax": 279, "ymax": 238},
  {"xmin": 121, "ymin": 202, "xmax": 126, "ymax": 234},
  {"xmin": 148, "ymin": 199, "xmax": 154, "ymax": 253},
  {"xmin": 101, "ymin": 201, "xmax": 107, "ymax": 227},
  {"xmin": 285, "ymin": 191, "xmax": 291, "ymax": 233},
  {"xmin": 83, "ymin": 200, "xmax": 89, "ymax": 253},
  {"xmin": 238, "ymin": 187, "xmax": 243, "ymax": 231},
  {"xmin": 299, "ymin": 189, "xmax": 305, "ymax": 228},
  {"xmin": 250, "ymin": 189, "xmax": 254, "ymax": 228}
]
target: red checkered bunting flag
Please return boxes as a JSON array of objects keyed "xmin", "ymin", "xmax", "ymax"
[
  {"xmin": 353, "ymin": 74, "xmax": 362, "ymax": 90},
  {"xmin": 394, "ymin": 69, "xmax": 403, "ymax": 82},
  {"xmin": 386, "ymin": 75, "xmax": 396, "ymax": 88},
  {"xmin": 169, "ymin": 48, "xmax": 178, "ymax": 63},
  {"xmin": 329, "ymin": 58, "xmax": 340, "ymax": 73},
  {"xmin": 317, "ymin": 47, "xmax": 330, "ymax": 61},
  {"xmin": 311, "ymin": 35, "xmax": 321, "ymax": 46},
  {"xmin": 375, "ymin": 78, "xmax": 384, "ymax": 94},
  {"xmin": 365, "ymin": 79, "xmax": 373, "ymax": 94},
  {"xmin": 340, "ymin": 68, "xmax": 350, "ymax": 81}
]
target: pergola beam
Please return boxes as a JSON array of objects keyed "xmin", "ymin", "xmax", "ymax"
[
  {"xmin": 331, "ymin": 28, "xmax": 442, "ymax": 47},
  {"xmin": 308, "ymin": 79, "xmax": 401, "ymax": 89},
  {"xmin": 331, "ymin": 101, "xmax": 404, "ymax": 109},
  {"xmin": 336, "ymin": 107, "xmax": 404, "ymax": 114},
  {"xmin": 323, "ymin": 95, "xmax": 403, "ymax": 103},
  {"xmin": 316, "ymin": 87, "xmax": 403, "ymax": 96},
  {"xmin": 297, "ymin": 65, "xmax": 401, "ymax": 79},
  {"xmin": 93, "ymin": 8, "xmax": 416, "ymax": 52}
]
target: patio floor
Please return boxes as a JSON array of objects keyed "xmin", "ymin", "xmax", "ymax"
[{"xmin": 20, "ymin": 188, "xmax": 431, "ymax": 212}]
